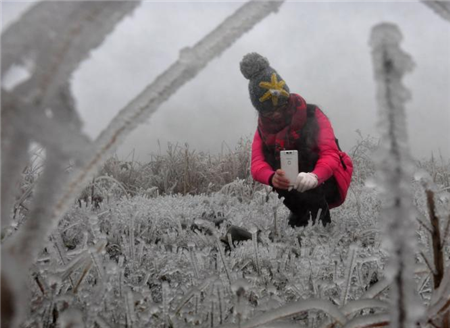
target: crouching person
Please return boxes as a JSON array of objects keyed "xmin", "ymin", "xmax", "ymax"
[{"xmin": 240, "ymin": 53, "xmax": 353, "ymax": 227}]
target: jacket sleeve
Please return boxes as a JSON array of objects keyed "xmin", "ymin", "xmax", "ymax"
[
  {"xmin": 311, "ymin": 109, "xmax": 341, "ymax": 184},
  {"xmin": 251, "ymin": 130, "xmax": 275, "ymax": 186}
]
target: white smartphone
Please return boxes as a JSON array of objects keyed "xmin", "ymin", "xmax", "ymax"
[{"xmin": 280, "ymin": 150, "xmax": 299, "ymax": 186}]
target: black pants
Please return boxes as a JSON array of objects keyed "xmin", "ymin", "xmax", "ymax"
[{"xmin": 274, "ymin": 176, "xmax": 340, "ymax": 227}]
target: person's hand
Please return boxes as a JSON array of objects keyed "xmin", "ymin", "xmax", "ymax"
[
  {"xmin": 294, "ymin": 172, "xmax": 318, "ymax": 192},
  {"xmin": 271, "ymin": 169, "xmax": 290, "ymax": 190}
]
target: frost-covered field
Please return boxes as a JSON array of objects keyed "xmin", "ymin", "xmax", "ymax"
[{"xmin": 10, "ymin": 144, "xmax": 448, "ymax": 328}]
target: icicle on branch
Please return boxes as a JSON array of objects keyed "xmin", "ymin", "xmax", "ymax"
[
  {"xmin": 421, "ymin": 0, "xmax": 450, "ymax": 23},
  {"xmin": 369, "ymin": 22, "xmax": 422, "ymax": 328}
]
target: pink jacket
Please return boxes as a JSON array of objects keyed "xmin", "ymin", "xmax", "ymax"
[{"xmin": 251, "ymin": 109, "xmax": 353, "ymax": 208}]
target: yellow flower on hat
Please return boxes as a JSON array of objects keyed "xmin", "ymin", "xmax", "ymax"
[{"xmin": 258, "ymin": 73, "xmax": 290, "ymax": 106}]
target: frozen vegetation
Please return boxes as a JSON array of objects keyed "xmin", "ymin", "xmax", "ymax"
[
  {"xmin": 370, "ymin": 22, "xmax": 421, "ymax": 328},
  {"xmin": 2, "ymin": 1, "xmax": 450, "ymax": 328},
  {"xmin": 3, "ymin": 134, "xmax": 450, "ymax": 328}
]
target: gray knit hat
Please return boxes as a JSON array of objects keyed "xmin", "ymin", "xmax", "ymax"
[{"xmin": 240, "ymin": 52, "xmax": 290, "ymax": 113}]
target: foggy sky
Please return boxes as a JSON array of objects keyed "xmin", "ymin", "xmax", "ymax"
[{"xmin": 2, "ymin": 1, "xmax": 450, "ymax": 162}]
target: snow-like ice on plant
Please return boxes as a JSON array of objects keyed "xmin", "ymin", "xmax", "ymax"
[{"xmin": 370, "ymin": 22, "xmax": 424, "ymax": 328}]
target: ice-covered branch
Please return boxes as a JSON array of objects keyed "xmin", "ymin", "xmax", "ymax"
[
  {"xmin": 369, "ymin": 23, "xmax": 422, "ymax": 328},
  {"xmin": 1, "ymin": 1, "xmax": 140, "ymax": 234},
  {"xmin": 414, "ymin": 171, "xmax": 446, "ymax": 290},
  {"xmin": 421, "ymin": 1, "xmax": 450, "ymax": 23},
  {"xmin": 219, "ymin": 299, "xmax": 346, "ymax": 328},
  {"xmin": 2, "ymin": 1, "xmax": 140, "ymax": 92},
  {"xmin": 341, "ymin": 243, "xmax": 358, "ymax": 305},
  {"xmin": 425, "ymin": 189, "xmax": 445, "ymax": 289},
  {"xmin": 342, "ymin": 314, "xmax": 390, "ymax": 328},
  {"xmin": 428, "ymin": 268, "xmax": 450, "ymax": 322}
]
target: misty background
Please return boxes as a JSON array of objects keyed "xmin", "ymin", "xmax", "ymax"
[{"xmin": 2, "ymin": 1, "xmax": 449, "ymax": 162}]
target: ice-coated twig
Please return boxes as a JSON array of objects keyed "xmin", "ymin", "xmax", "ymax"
[
  {"xmin": 175, "ymin": 279, "xmax": 212, "ymax": 314},
  {"xmin": 125, "ymin": 287, "xmax": 136, "ymax": 327},
  {"xmin": 421, "ymin": 0, "xmax": 450, "ymax": 23},
  {"xmin": 89, "ymin": 246, "xmax": 105, "ymax": 280},
  {"xmin": 249, "ymin": 225, "xmax": 261, "ymax": 275},
  {"xmin": 318, "ymin": 300, "xmax": 390, "ymax": 328},
  {"xmin": 342, "ymin": 314, "xmax": 390, "ymax": 328},
  {"xmin": 416, "ymin": 171, "xmax": 447, "ymax": 289},
  {"xmin": 341, "ymin": 299, "xmax": 389, "ymax": 316},
  {"xmin": 188, "ymin": 242, "xmax": 200, "ymax": 280},
  {"xmin": 415, "ymin": 215, "xmax": 434, "ymax": 234},
  {"xmin": 341, "ymin": 243, "xmax": 358, "ymax": 305},
  {"xmin": 216, "ymin": 282, "xmax": 225, "ymax": 325},
  {"xmin": 1, "ymin": 127, "xmax": 30, "ymax": 233},
  {"xmin": 216, "ymin": 236, "xmax": 233, "ymax": 286},
  {"xmin": 442, "ymin": 214, "xmax": 450, "ymax": 249},
  {"xmin": 219, "ymin": 299, "xmax": 346, "ymax": 328},
  {"xmin": 129, "ymin": 209, "xmax": 138, "ymax": 265},
  {"xmin": 420, "ymin": 250, "xmax": 438, "ymax": 276},
  {"xmin": 136, "ymin": 240, "xmax": 145, "ymax": 267},
  {"xmin": 425, "ymin": 189, "xmax": 445, "ymax": 289},
  {"xmin": 370, "ymin": 22, "xmax": 422, "ymax": 328},
  {"xmin": 56, "ymin": 250, "xmax": 91, "ymax": 282},
  {"xmin": 162, "ymin": 281, "xmax": 170, "ymax": 328},
  {"xmin": 61, "ymin": 241, "xmax": 105, "ymax": 288},
  {"xmin": 50, "ymin": 233, "xmax": 69, "ymax": 266},
  {"xmin": 73, "ymin": 259, "xmax": 93, "ymax": 294},
  {"xmin": 428, "ymin": 268, "xmax": 450, "ymax": 322}
]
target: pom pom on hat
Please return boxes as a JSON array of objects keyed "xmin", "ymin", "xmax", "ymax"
[{"xmin": 240, "ymin": 53, "xmax": 270, "ymax": 80}]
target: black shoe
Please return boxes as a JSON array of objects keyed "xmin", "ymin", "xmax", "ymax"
[
  {"xmin": 310, "ymin": 205, "xmax": 331, "ymax": 227},
  {"xmin": 287, "ymin": 211, "xmax": 310, "ymax": 228}
]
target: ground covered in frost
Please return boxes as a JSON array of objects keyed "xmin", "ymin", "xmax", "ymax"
[{"xmin": 17, "ymin": 160, "xmax": 449, "ymax": 328}]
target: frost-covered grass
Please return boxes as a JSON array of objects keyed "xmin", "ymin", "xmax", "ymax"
[
  {"xmin": 94, "ymin": 138, "xmax": 252, "ymax": 197},
  {"xmin": 11, "ymin": 138, "xmax": 449, "ymax": 328}
]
